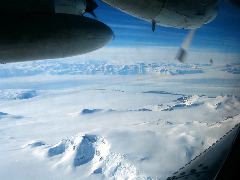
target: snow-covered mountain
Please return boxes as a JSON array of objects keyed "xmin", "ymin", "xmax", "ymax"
[
  {"xmin": 0, "ymin": 60, "xmax": 208, "ymax": 77},
  {"xmin": 222, "ymin": 63, "xmax": 240, "ymax": 74}
]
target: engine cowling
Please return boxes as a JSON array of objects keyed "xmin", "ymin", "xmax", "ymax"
[
  {"xmin": 102, "ymin": 0, "xmax": 219, "ymax": 29},
  {"xmin": 0, "ymin": 14, "xmax": 113, "ymax": 63}
]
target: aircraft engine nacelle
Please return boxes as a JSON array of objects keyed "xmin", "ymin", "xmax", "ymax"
[
  {"xmin": 102, "ymin": 0, "xmax": 219, "ymax": 29},
  {"xmin": 0, "ymin": 0, "xmax": 113, "ymax": 63},
  {"xmin": 0, "ymin": 14, "xmax": 113, "ymax": 63}
]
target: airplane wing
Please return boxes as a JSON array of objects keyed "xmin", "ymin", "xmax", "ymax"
[{"xmin": 166, "ymin": 123, "xmax": 240, "ymax": 180}]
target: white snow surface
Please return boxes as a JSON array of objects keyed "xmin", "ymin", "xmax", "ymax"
[{"xmin": 0, "ymin": 60, "xmax": 240, "ymax": 180}]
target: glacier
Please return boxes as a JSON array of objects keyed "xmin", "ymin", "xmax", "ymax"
[{"xmin": 0, "ymin": 59, "xmax": 239, "ymax": 180}]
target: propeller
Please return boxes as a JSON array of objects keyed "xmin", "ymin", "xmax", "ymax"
[
  {"xmin": 85, "ymin": 0, "xmax": 98, "ymax": 18},
  {"xmin": 176, "ymin": 0, "xmax": 239, "ymax": 63},
  {"xmin": 176, "ymin": 29, "xmax": 196, "ymax": 62}
]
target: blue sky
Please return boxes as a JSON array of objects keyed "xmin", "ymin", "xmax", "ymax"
[{"xmin": 92, "ymin": 0, "xmax": 240, "ymax": 53}]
